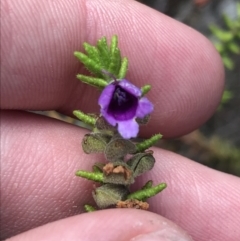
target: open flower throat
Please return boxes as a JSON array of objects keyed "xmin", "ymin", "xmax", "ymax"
[
  {"xmin": 108, "ymin": 85, "xmax": 138, "ymax": 120},
  {"xmin": 98, "ymin": 79, "xmax": 154, "ymax": 139}
]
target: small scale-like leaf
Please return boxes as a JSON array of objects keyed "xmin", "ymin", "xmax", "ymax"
[
  {"xmin": 94, "ymin": 116, "xmax": 116, "ymax": 136},
  {"xmin": 127, "ymin": 153, "xmax": 155, "ymax": 177},
  {"xmin": 136, "ymin": 115, "xmax": 150, "ymax": 125},
  {"xmin": 82, "ymin": 133, "xmax": 111, "ymax": 154},
  {"xmin": 93, "ymin": 184, "xmax": 129, "ymax": 209},
  {"xmin": 105, "ymin": 138, "xmax": 136, "ymax": 162}
]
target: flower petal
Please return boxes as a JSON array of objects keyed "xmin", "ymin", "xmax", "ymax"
[
  {"xmin": 117, "ymin": 119, "xmax": 139, "ymax": 139},
  {"xmin": 136, "ymin": 97, "xmax": 154, "ymax": 118},
  {"xmin": 101, "ymin": 109, "xmax": 117, "ymax": 126},
  {"xmin": 98, "ymin": 83, "xmax": 115, "ymax": 108},
  {"xmin": 118, "ymin": 79, "xmax": 142, "ymax": 97}
]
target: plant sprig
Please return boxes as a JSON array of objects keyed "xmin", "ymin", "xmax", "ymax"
[{"xmin": 74, "ymin": 35, "xmax": 129, "ymax": 87}]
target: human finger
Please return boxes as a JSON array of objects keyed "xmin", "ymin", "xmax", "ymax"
[
  {"xmin": 6, "ymin": 209, "xmax": 193, "ymax": 241},
  {"xmin": 1, "ymin": 111, "xmax": 239, "ymax": 241},
  {"xmin": 1, "ymin": 0, "xmax": 224, "ymax": 137}
]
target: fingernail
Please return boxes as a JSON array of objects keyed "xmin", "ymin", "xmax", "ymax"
[{"xmin": 130, "ymin": 228, "xmax": 193, "ymax": 241}]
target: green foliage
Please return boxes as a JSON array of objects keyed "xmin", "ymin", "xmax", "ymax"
[
  {"xmin": 141, "ymin": 85, "xmax": 152, "ymax": 95},
  {"xmin": 84, "ymin": 205, "xmax": 96, "ymax": 212},
  {"xmin": 74, "ymin": 35, "xmax": 129, "ymax": 87},
  {"xmin": 73, "ymin": 110, "xmax": 96, "ymax": 126},
  {"xmin": 135, "ymin": 134, "xmax": 162, "ymax": 153},
  {"xmin": 74, "ymin": 35, "xmax": 166, "ymax": 211},
  {"xmin": 127, "ymin": 183, "xmax": 167, "ymax": 201},
  {"xmin": 218, "ymin": 90, "xmax": 234, "ymax": 110},
  {"xmin": 210, "ymin": 3, "xmax": 240, "ymax": 70}
]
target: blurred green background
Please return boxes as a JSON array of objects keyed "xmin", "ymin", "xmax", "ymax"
[
  {"xmin": 140, "ymin": 0, "xmax": 240, "ymax": 176},
  {"xmin": 40, "ymin": 0, "xmax": 240, "ymax": 177}
]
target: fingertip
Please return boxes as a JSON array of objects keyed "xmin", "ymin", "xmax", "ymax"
[{"xmin": 8, "ymin": 209, "xmax": 192, "ymax": 241}]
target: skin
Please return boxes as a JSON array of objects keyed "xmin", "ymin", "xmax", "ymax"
[{"xmin": 1, "ymin": 0, "xmax": 240, "ymax": 240}]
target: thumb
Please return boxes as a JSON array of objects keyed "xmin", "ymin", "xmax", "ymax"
[{"xmin": 7, "ymin": 209, "xmax": 193, "ymax": 241}]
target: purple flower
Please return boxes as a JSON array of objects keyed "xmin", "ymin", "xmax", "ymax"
[{"xmin": 98, "ymin": 79, "xmax": 153, "ymax": 139}]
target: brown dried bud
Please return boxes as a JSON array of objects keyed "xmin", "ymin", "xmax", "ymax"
[
  {"xmin": 127, "ymin": 153, "xmax": 155, "ymax": 177},
  {"xmin": 104, "ymin": 138, "xmax": 136, "ymax": 162},
  {"xmin": 92, "ymin": 184, "xmax": 129, "ymax": 209},
  {"xmin": 116, "ymin": 199, "xmax": 149, "ymax": 210},
  {"xmin": 102, "ymin": 162, "xmax": 134, "ymax": 185}
]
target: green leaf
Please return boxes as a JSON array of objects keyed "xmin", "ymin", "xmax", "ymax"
[
  {"xmin": 76, "ymin": 170, "xmax": 104, "ymax": 182},
  {"xmin": 74, "ymin": 51, "xmax": 103, "ymax": 78},
  {"xmin": 222, "ymin": 14, "xmax": 235, "ymax": 29},
  {"xmin": 141, "ymin": 85, "xmax": 151, "ymax": 95},
  {"xmin": 83, "ymin": 43, "xmax": 100, "ymax": 64},
  {"xmin": 237, "ymin": 2, "xmax": 240, "ymax": 18},
  {"xmin": 142, "ymin": 180, "xmax": 153, "ymax": 190},
  {"xmin": 110, "ymin": 35, "xmax": 118, "ymax": 56},
  {"xmin": 213, "ymin": 42, "xmax": 225, "ymax": 54},
  {"xmin": 108, "ymin": 47, "xmax": 121, "ymax": 77},
  {"xmin": 227, "ymin": 42, "xmax": 240, "ymax": 54},
  {"xmin": 222, "ymin": 55, "xmax": 235, "ymax": 70},
  {"xmin": 76, "ymin": 74, "xmax": 107, "ymax": 89},
  {"xmin": 209, "ymin": 25, "xmax": 234, "ymax": 42},
  {"xmin": 135, "ymin": 134, "xmax": 162, "ymax": 153},
  {"xmin": 73, "ymin": 110, "xmax": 96, "ymax": 125},
  {"xmin": 221, "ymin": 90, "xmax": 233, "ymax": 104},
  {"xmin": 84, "ymin": 205, "xmax": 96, "ymax": 212},
  {"xmin": 118, "ymin": 57, "xmax": 128, "ymax": 79},
  {"xmin": 74, "ymin": 35, "xmax": 129, "ymax": 85},
  {"xmin": 236, "ymin": 32, "xmax": 240, "ymax": 39},
  {"xmin": 97, "ymin": 37, "xmax": 110, "ymax": 69},
  {"xmin": 127, "ymin": 183, "xmax": 167, "ymax": 201}
]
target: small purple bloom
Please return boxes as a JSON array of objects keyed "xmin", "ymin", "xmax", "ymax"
[{"xmin": 98, "ymin": 79, "xmax": 153, "ymax": 139}]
